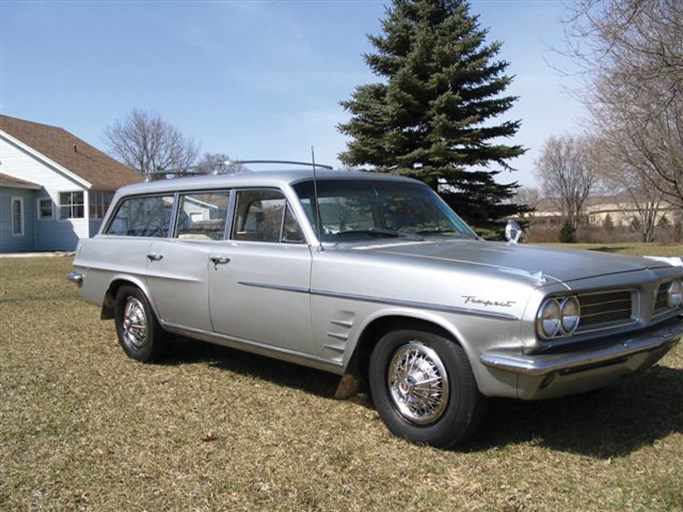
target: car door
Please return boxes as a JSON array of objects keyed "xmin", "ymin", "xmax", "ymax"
[
  {"xmin": 145, "ymin": 190, "xmax": 230, "ymax": 332},
  {"xmin": 208, "ymin": 188, "xmax": 315, "ymax": 354}
]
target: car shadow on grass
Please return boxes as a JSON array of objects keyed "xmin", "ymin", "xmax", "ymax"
[
  {"xmin": 164, "ymin": 337, "xmax": 341, "ymax": 399},
  {"xmin": 164, "ymin": 338, "xmax": 681, "ymax": 457},
  {"xmin": 469, "ymin": 364, "xmax": 683, "ymax": 458}
]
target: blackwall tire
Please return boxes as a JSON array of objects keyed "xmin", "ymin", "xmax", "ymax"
[
  {"xmin": 114, "ymin": 285, "xmax": 169, "ymax": 363},
  {"xmin": 368, "ymin": 329, "xmax": 487, "ymax": 448}
]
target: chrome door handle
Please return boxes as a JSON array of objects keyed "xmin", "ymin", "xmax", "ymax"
[
  {"xmin": 210, "ymin": 256, "xmax": 231, "ymax": 269},
  {"xmin": 147, "ymin": 253, "xmax": 164, "ymax": 261}
]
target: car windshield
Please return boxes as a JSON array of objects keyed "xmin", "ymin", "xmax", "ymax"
[{"xmin": 293, "ymin": 178, "xmax": 477, "ymax": 243}]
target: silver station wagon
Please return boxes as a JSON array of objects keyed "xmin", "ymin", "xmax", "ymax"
[{"xmin": 69, "ymin": 168, "xmax": 683, "ymax": 447}]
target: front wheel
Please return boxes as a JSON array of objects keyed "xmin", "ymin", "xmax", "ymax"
[
  {"xmin": 114, "ymin": 285, "xmax": 169, "ymax": 363},
  {"xmin": 368, "ymin": 329, "xmax": 487, "ymax": 448}
]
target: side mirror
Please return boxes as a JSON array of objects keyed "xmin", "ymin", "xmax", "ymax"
[{"xmin": 505, "ymin": 219, "xmax": 522, "ymax": 244}]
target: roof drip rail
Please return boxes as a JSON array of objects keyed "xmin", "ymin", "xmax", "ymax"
[{"xmin": 146, "ymin": 159, "xmax": 334, "ymax": 181}]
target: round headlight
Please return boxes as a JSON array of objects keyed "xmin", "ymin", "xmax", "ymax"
[
  {"xmin": 537, "ymin": 298, "xmax": 561, "ymax": 338},
  {"xmin": 560, "ymin": 296, "xmax": 580, "ymax": 334},
  {"xmin": 668, "ymin": 280, "xmax": 683, "ymax": 309}
]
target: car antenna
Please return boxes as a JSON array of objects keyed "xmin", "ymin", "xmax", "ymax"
[{"xmin": 311, "ymin": 146, "xmax": 324, "ymax": 252}]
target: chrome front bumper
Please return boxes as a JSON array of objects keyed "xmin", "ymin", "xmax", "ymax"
[
  {"xmin": 481, "ymin": 321, "xmax": 683, "ymax": 376},
  {"xmin": 480, "ymin": 320, "xmax": 683, "ymax": 399}
]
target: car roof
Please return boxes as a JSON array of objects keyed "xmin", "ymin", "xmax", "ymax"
[{"xmin": 114, "ymin": 169, "xmax": 422, "ymax": 196}]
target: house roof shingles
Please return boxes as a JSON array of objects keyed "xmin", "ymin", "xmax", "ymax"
[
  {"xmin": 0, "ymin": 114, "xmax": 142, "ymax": 191},
  {"xmin": 0, "ymin": 172, "xmax": 41, "ymax": 189}
]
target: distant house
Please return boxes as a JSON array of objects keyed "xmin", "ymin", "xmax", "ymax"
[
  {"xmin": 581, "ymin": 195, "xmax": 681, "ymax": 228},
  {"xmin": 0, "ymin": 115, "xmax": 142, "ymax": 253},
  {"xmin": 528, "ymin": 194, "xmax": 681, "ymax": 228}
]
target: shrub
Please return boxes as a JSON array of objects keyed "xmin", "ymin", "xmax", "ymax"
[
  {"xmin": 656, "ymin": 219, "xmax": 683, "ymax": 244},
  {"xmin": 559, "ymin": 220, "xmax": 577, "ymax": 243}
]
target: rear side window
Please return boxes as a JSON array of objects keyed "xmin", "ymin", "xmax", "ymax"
[
  {"xmin": 106, "ymin": 195, "xmax": 175, "ymax": 237},
  {"xmin": 176, "ymin": 192, "xmax": 230, "ymax": 240}
]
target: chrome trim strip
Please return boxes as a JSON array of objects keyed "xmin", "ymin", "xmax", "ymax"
[
  {"xmin": 481, "ymin": 321, "xmax": 683, "ymax": 376},
  {"xmin": 331, "ymin": 319, "xmax": 354, "ymax": 328},
  {"xmin": 326, "ymin": 332, "xmax": 349, "ymax": 341},
  {"xmin": 239, "ymin": 281, "xmax": 519, "ymax": 321},
  {"xmin": 239, "ymin": 281, "xmax": 310, "ymax": 294},
  {"xmin": 312, "ymin": 289, "xmax": 519, "ymax": 320},
  {"xmin": 323, "ymin": 344, "xmax": 346, "ymax": 353}
]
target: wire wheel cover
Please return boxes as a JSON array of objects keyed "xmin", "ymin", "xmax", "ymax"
[
  {"xmin": 122, "ymin": 297, "xmax": 148, "ymax": 351},
  {"xmin": 387, "ymin": 342, "xmax": 449, "ymax": 425}
]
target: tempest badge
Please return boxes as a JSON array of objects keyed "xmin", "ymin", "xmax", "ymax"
[{"xmin": 462, "ymin": 296, "xmax": 516, "ymax": 308}]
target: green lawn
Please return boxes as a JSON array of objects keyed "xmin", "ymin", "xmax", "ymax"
[{"xmin": 1, "ymin": 256, "xmax": 682, "ymax": 511}]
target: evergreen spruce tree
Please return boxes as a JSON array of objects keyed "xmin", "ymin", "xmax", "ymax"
[{"xmin": 338, "ymin": 0, "xmax": 527, "ymax": 235}]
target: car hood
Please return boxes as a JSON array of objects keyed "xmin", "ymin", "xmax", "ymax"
[{"xmin": 355, "ymin": 239, "xmax": 673, "ymax": 284}]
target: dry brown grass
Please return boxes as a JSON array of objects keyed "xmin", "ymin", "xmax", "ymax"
[
  {"xmin": 1, "ymin": 256, "xmax": 682, "ymax": 511},
  {"xmin": 535, "ymin": 242, "xmax": 683, "ymax": 257}
]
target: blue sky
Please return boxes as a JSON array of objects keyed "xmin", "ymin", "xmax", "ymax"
[{"xmin": 1, "ymin": 0, "xmax": 584, "ymax": 188}]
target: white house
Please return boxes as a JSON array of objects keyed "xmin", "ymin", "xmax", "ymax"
[
  {"xmin": 0, "ymin": 115, "xmax": 142, "ymax": 253},
  {"xmin": 527, "ymin": 194, "xmax": 681, "ymax": 228}
]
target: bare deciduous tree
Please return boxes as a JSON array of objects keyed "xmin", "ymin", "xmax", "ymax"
[
  {"xmin": 193, "ymin": 153, "xmax": 246, "ymax": 175},
  {"xmin": 535, "ymin": 135, "xmax": 597, "ymax": 233},
  {"xmin": 105, "ymin": 109, "xmax": 200, "ymax": 180},
  {"xmin": 562, "ymin": 0, "xmax": 683, "ymax": 208},
  {"xmin": 513, "ymin": 186, "xmax": 542, "ymax": 212},
  {"xmin": 590, "ymin": 135, "xmax": 665, "ymax": 242}
]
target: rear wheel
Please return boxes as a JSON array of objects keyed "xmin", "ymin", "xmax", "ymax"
[
  {"xmin": 114, "ymin": 285, "xmax": 169, "ymax": 362},
  {"xmin": 368, "ymin": 329, "xmax": 487, "ymax": 448}
]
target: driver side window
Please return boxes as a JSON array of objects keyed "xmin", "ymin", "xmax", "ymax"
[{"xmin": 231, "ymin": 189, "xmax": 303, "ymax": 243}]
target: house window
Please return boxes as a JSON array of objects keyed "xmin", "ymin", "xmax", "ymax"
[
  {"xmin": 38, "ymin": 197, "xmax": 54, "ymax": 220},
  {"xmin": 89, "ymin": 192, "xmax": 113, "ymax": 219},
  {"xmin": 11, "ymin": 198, "xmax": 24, "ymax": 236},
  {"xmin": 59, "ymin": 191, "xmax": 84, "ymax": 219}
]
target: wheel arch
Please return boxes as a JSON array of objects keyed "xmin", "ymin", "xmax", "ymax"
[
  {"xmin": 100, "ymin": 276, "xmax": 152, "ymax": 320},
  {"xmin": 335, "ymin": 313, "xmax": 466, "ymax": 399}
]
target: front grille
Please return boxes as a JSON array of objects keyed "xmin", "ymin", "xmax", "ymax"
[{"xmin": 576, "ymin": 290, "xmax": 633, "ymax": 332}]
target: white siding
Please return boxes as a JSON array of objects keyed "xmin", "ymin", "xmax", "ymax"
[
  {"xmin": 0, "ymin": 188, "xmax": 37, "ymax": 252},
  {"xmin": 0, "ymin": 135, "xmax": 92, "ymax": 250}
]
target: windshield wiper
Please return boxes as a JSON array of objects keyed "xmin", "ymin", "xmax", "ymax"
[
  {"xmin": 416, "ymin": 227, "xmax": 477, "ymax": 239},
  {"xmin": 416, "ymin": 227, "xmax": 456, "ymax": 235},
  {"xmin": 336, "ymin": 228, "xmax": 423, "ymax": 240}
]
